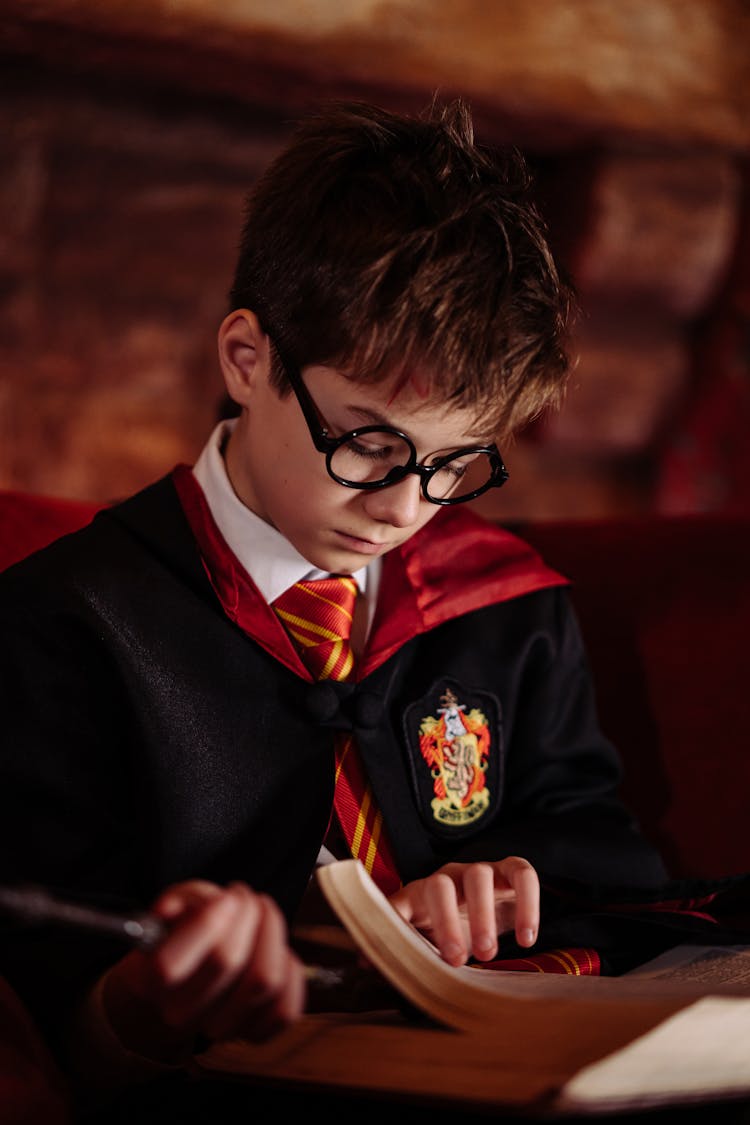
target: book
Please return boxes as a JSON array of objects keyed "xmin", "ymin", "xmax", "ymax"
[
  {"xmin": 557, "ymin": 996, "xmax": 750, "ymax": 1112},
  {"xmin": 315, "ymin": 858, "xmax": 750, "ymax": 1018},
  {"xmin": 195, "ymin": 859, "xmax": 750, "ymax": 1114}
]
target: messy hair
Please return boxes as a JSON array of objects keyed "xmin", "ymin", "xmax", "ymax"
[{"xmin": 229, "ymin": 97, "xmax": 575, "ymax": 437}]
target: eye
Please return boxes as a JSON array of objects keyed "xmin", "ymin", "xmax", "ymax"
[
  {"xmin": 429, "ymin": 452, "xmax": 479, "ymax": 478},
  {"xmin": 347, "ymin": 437, "xmax": 395, "ymax": 461}
]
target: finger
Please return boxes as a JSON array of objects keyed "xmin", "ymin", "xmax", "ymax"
[
  {"xmin": 237, "ymin": 952, "xmax": 307, "ymax": 1043},
  {"xmin": 151, "ymin": 887, "xmax": 243, "ymax": 987},
  {"xmin": 240, "ymin": 892, "xmax": 297, "ymax": 1003},
  {"xmin": 421, "ymin": 872, "xmax": 467, "ymax": 966},
  {"xmin": 152, "ymin": 880, "xmax": 223, "ymax": 921},
  {"xmin": 133, "ymin": 881, "xmax": 235, "ymax": 1018},
  {"xmin": 389, "ymin": 868, "xmax": 459, "ymax": 930},
  {"xmin": 202, "ymin": 896, "xmax": 306, "ymax": 1041},
  {"xmin": 159, "ymin": 884, "xmax": 262, "ymax": 1029},
  {"xmin": 206, "ymin": 948, "xmax": 307, "ymax": 1043},
  {"xmin": 388, "ymin": 885, "xmax": 416, "ymax": 925},
  {"xmin": 495, "ymin": 857, "xmax": 539, "ymax": 947},
  {"xmin": 461, "ymin": 863, "xmax": 499, "ymax": 961}
]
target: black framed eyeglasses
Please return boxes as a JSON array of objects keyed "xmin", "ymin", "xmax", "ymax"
[{"xmin": 275, "ymin": 342, "xmax": 509, "ymax": 506}]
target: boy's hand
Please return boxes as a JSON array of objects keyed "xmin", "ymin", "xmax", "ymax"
[
  {"xmin": 101, "ymin": 879, "xmax": 306, "ymax": 1061},
  {"xmin": 388, "ymin": 858, "xmax": 539, "ymax": 967}
]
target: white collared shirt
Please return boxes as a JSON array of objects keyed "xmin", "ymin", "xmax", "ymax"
[{"xmin": 192, "ymin": 419, "xmax": 380, "ymax": 634}]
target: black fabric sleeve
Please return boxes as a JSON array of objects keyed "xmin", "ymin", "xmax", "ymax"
[{"xmin": 0, "ymin": 586, "xmax": 144, "ymax": 1060}]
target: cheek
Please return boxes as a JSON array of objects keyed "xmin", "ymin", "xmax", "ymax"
[
  {"xmin": 277, "ymin": 461, "xmax": 347, "ymax": 517},
  {"xmin": 274, "ymin": 439, "xmax": 316, "ymax": 488},
  {"xmin": 414, "ymin": 502, "xmax": 443, "ymax": 535}
]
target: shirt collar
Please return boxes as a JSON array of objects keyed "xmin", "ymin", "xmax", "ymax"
[{"xmin": 192, "ymin": 419, "xmax": 373, "ymax": 605}]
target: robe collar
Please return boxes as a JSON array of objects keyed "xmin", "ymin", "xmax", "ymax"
[{"xmin": 171, "ymin": 463, "xmax": 568, "ymax": 681}]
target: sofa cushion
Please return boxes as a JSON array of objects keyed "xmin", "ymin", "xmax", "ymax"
[{"xmin": 0, "ymin": 490, "xmax": 100, "ymax": 572}]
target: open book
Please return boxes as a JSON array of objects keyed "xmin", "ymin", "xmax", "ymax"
[
  {"xmin": 316, "ymin": 858, "xmax": 750, "ymax": 1019},
  {"xmin": 196, "ymin": 859, "xmax": 750, "ymax": 1113}
]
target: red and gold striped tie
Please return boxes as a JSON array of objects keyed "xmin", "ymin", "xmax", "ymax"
[{"xmin": 273, "ymin": 577, "xmax": 401, "ymax": 895}]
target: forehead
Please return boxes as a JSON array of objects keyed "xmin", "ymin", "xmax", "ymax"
[{"xmin": 310, "ymin": 363, "xmax": 495, "ymax": 445}]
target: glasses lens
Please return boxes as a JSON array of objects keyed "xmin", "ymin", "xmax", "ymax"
[
  {"xmin": 330, "ymin": 430, "xmax": 412, "ymax": 485},
  {"xmin": 425, "ymin": 451, "xmax": 496, "ymax": 501}
]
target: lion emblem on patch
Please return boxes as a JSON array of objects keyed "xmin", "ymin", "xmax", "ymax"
[{"xmin": 418, "ymin": 687, "xmax": 491, "ymax": 827}]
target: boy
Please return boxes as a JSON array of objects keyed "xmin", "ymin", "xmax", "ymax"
[{"xmin": 0, "ymin": 98, "xmax": 668, "ymax": 1096}]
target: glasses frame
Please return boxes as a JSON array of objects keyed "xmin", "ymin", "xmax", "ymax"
[{"xmin": 275, "ymin": 342, "xmax": 510, "ymax": 506}]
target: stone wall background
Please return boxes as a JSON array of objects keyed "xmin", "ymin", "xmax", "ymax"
[{"xmin": 1, "ymin": 0, "xmax": 748, "ymax": 521}]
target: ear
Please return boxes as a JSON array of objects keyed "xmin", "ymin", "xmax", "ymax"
[{"xmin": 217, "ymin": 309, "xmax": 271, "ymax": 408}]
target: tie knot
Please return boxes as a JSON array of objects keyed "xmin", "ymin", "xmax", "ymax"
[{"xmin": 273, "ymin": 576, "xmax": 358, "ymax": 681}]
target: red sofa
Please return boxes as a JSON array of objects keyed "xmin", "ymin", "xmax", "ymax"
[{"xmin": 1, "ymin": 488, "xmax": 748, "ymax": 881}]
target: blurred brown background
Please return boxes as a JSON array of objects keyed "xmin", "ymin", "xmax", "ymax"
[{"xmin": 1, "ymin": 0, "xmax": 749, "ymax": 521}]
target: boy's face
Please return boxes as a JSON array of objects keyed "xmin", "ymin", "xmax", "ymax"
[{"xmin": 223, "ymin": 325, "xmax": 495, "ymax": 575}]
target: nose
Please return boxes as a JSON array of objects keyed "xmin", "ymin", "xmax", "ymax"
[{"xmin": 361, "ymin": 472, "xmax": 424, "ymax": 528}]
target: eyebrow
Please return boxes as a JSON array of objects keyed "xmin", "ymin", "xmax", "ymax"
[
  {"xmin": 342, "ymin": 404, "xmax": 495, "ymax": 448},
  {"xmin": 345, "ymin": 404, "xmax": 400, "ymax": 430}
]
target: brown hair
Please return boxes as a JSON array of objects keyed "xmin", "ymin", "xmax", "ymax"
[{"xmin": 229, "ymin": 97, "xmax": 575, "ymax": 437}]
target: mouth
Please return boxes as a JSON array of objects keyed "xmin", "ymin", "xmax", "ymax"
[{"xmin": 333, "ymin": 529, "xmax": 392, "ymax": 555}]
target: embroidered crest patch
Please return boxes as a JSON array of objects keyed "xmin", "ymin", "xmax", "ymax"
[{"xmin": 402, "ymin": 679, "xmax": 503, "ymax": 837}]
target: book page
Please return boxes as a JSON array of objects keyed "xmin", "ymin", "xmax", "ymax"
[
  {"xmin": 625, "ymin": 944, "xmax": 750, "ymax": 987},
  {"xmin": 315, "ymin": 860, "xmax": 685, "ymax": 1028},
  {"xmin": 558, "ymin": 996, "xmax": 750, "ymax": 1111}
]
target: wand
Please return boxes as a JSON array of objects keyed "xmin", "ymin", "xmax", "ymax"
[
  {"xmin": 0, "ymin": 883, "xmax": 398, "ymax": 1006},
  {"xmin": 0, "ymin": 883, "xmax": 166, "ymax": 950}
]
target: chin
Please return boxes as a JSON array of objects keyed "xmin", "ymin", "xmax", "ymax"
[{"xmin": 307, "ymin": 546, "xmax": 362, "ymax": 575}]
